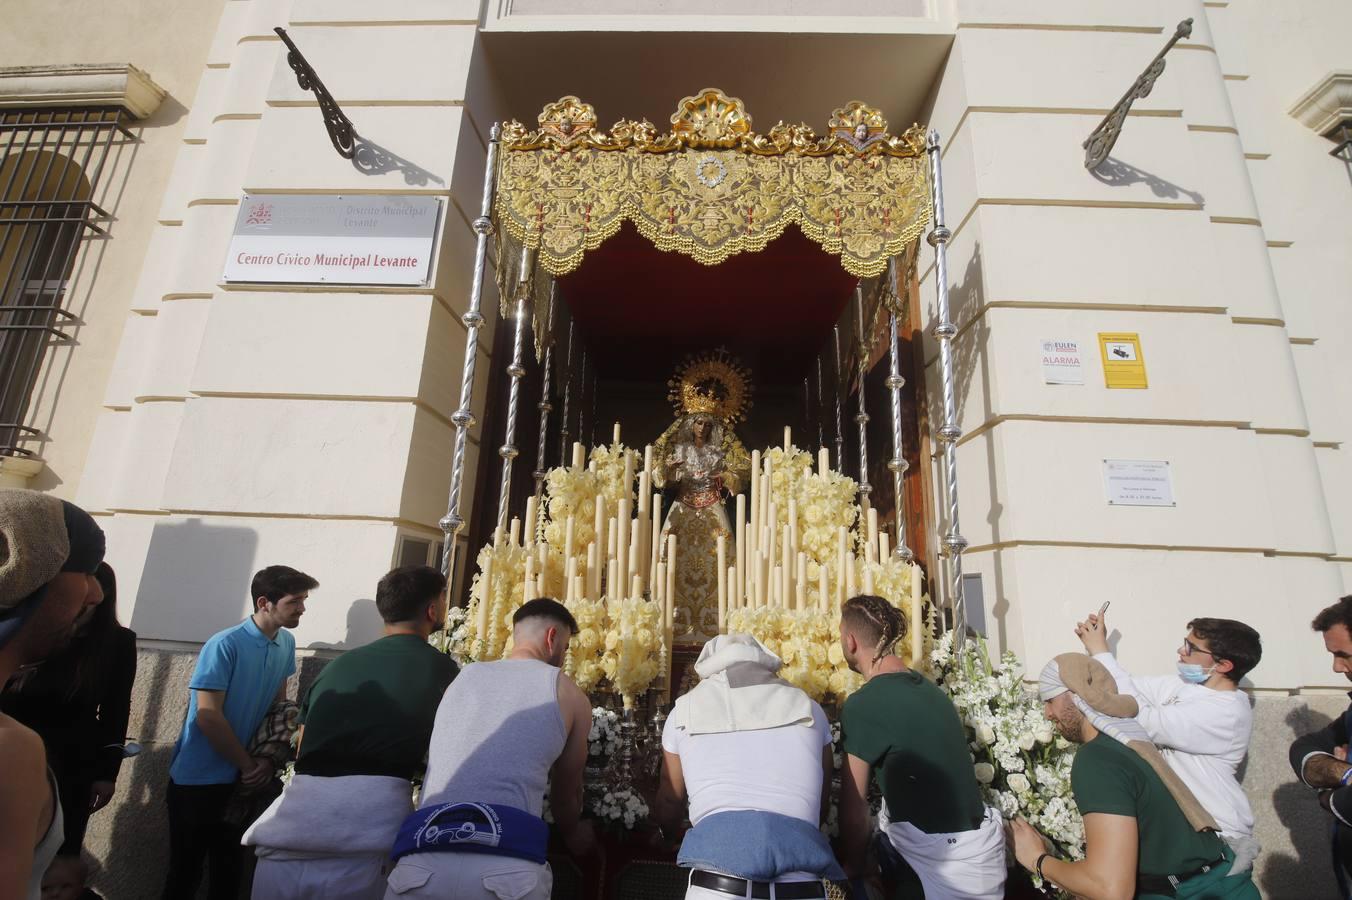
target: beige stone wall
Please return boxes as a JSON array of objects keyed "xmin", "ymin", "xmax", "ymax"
[
  {"xmin": 918, "ymin": 0, "xmax": 1347, "ymax": 692},
  {"xmin": 75, "ymin": 0, "xmax": 505, "ymax": 647},
  {"xmin": 0, "ymin": 0, "xmax": 228, "ymax": 496}
]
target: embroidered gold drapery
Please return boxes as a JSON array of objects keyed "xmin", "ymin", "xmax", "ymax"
[{"xmin": 494, "ymin": 90, "xmax": 932, "ymax": 280}]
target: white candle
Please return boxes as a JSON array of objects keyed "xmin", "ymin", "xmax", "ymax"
[
  {"xmin": 836, "ymin": 526, "xmax": 848, "ymax": 607},
  {"xmin": 773, "ymin": 566, "xmax": 784, "ymax": 609},
  {"xmin": 879, "ymin": 532, "xmax": 890, "ymax": 563},
  {"xmin": 750, "ymin": 450, "xmax": 761, "ymax": 552},
  {"xmin": 493, "ymin": 525, "xmax": 504, "ymax": 549},
  {"xmin": 623, "ymin": 452, "xmax": 635, "ymax": 498},
  {"xmin": 508, "ymin": 517, "xmax": 521, "ymax": 548},
  {"xmin": 717, "ymin": 534, "xmax": 728, "ymax": 622},
  {"xmin": 866, "ymin": 508, "xmax": 879, "ymax": 565},
  {"xmin": 586, "ymin": 544, "xmax": 599, "ymax": 601},
  {"xmin": 607, "ymin": 558, "xmax": 619, "ymax": 606},
  {"xmin": 650, "ymin": 495, "xmax": 663, "ymax": 590},
  {"xmin": 784, "ymin": 426, "xmax": 791, "ymax": 452},
  {"xmin": 735, "ymin": 494, "xmax": 747, "ymax": 608},
  {"xmin": 845, "ymin": 553, "xmax": 857, "ymax": 598},
  {"xmin": 523, "ymin": 497, "xmax": 537, "ymax": 549},
  {"xmin": 819, "ymin": 447, "xmax": 831, "ymax": 476},
  {"xmin": 767, "ymin": 504, "xmax": 778, "ymax": 570},
  {"xmin": 565, "ymin": 556, "xmax": 578, "ymax": 604},
  {"xmin": 637, "ymin": 472, "xmax": 650, "ymax": 514},
  {"xmin": 617, "ymin": 499, "xmax": 631, "ymax": 597},
  {"xmin": 476, "ymin": 556, "xmax": 494, "ymax": 645},
  {"xmin": 632, "ymin": 573, "xmax": 643, "ymax": 599},
  {"xmin": 606, "ymin": 518, "xmax": 617, "ymax": 560},
  {"xmin": 564, "ymin": 515, "xmax": 576, "ymax": 565},
  {"xmin": 863, "ymin": 564, "xmax": 875, "ymax": 595},
  {"xmin": 781, "ymin": 524, "xmax": 792, "ymax": 602},
  {"xmin": 818, "ymin": 563, "xmax": 829, "ymax": 613},
  {"xmin": 795, "ymin": 553, "xmax": 808, "ymax": 611},
  {"xmin": 643, "ymin": 444, "xmax": 654, "ymax": 478},
  {"xmin": 572, "ymin": 442, "xmax": 585, "ymax": 470},
  {"xmin": 613, "ymin": 422, "xmax": 622, "ymax": 446},
  {"xmin": 910, "ymin": 562, "xmax": 924, "ymax": 667},
  {"xmin": 524, "ymin": 553, "xmax": 536, "ymax": 601}
]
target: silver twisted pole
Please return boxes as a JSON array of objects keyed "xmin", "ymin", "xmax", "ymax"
[
  {"xmin": 440, "ymin": 124, "xmax": 502, "ymax": 582},
  {"xmin": 853, "ymin": 286, "xmax": 872, "ymax": 501},
  {"xmin": 886, "ymin": 258, "xmax": 913, "ymax": 562},
  {"xmin": 577, "ymin": 351, "xmax": 589, "ymax": 449},
  {"xmin": 926, "ymin": 128, "xmax": 968, "ymax": 639},
  {"xmin": 557, "ymin": 320, "xmax": 575, "ymax": 466},
  {"xmin": 815, "ymin": 356, "xmax": 826, "ymax": 451},
  {"xmin": 495, "ymin": 290, "xmax": 530, "ymax": 533},
  {"xmin": 832, "ymin": 325, "xmax": 846, "ymax": 472},
  {"xmin": 533, "ymin": 281, "xmax": 558, "ymax": 498}
]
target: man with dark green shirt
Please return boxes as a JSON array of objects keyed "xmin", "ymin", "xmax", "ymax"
[
  {"xmin": 836, "ymin": 595, "xmax": 1006, "ymax": 899},
  {"xmin": 244, "ymin": 565, "xmax": 457, "ymax": 900},
  {"xmin": 1011, "ymin": 653, "xmax": 1259, "ymax": 900}
]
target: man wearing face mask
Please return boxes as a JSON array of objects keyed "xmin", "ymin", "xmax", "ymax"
[{"xmin": 1076, "ymin": 610, "xmax": 1262, "ymax": 873}]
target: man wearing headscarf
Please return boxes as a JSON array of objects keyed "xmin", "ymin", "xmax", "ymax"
[
  {"xmin": 0, "ymin": 489, "xmax": 107, "ymax": 900},
  {"xmin": 654, "ymin": 633, "xmax": 843, "ymax": 900},
  {"xmin": 1010, "ymin": 653, "xmax": 1260, "ymax": 900}
]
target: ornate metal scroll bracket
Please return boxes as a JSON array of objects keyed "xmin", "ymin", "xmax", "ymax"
[
  {"xmin": 275, "ymin": 27, "xmax": 356, "ymax": 159},
  {"xmin": 1083, "ymin": 18, "xmax": 1193, "ymax": 170}
]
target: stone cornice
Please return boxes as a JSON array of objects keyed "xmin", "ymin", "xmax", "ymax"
[
  {"xmin": 0, "ymin": 63, "xmax": 166, "ymax": 119},
  {"xmin": 1288, "ymin": 70, "xmax": 1352, "ymax": 137}
]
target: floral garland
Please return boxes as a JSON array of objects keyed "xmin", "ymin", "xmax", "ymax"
[
  {"xmin": 931, "ymin": 631, "xmax": 1085, "ymax": 888},
  {"xmin": 563, "ymin": 598, "xmax": 608, "ymax": 692},
  {"xmin": 602, "ymin": 597, "xmax": 665, "ymax": 706}
]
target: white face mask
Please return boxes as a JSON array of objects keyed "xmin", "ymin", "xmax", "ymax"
[{"xmin": 1176, "ymin": 662, "xmax": 1215, "ymax": 684}]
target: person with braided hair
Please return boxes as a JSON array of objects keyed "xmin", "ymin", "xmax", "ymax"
[{"xmin": 837, "ymin": 595, "xmax": 1006, "ymax": 900}]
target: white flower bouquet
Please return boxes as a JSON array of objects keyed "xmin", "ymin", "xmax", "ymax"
[{"xmin": 930, "ymin": 631, "xmax": 1086, "ymax": 885}]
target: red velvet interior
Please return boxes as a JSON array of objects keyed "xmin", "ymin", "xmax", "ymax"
[{"xmin": 557, "ymin": 225, "xmax": 859, "ymax": 386}]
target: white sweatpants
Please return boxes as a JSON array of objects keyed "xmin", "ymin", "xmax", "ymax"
[
  {"xmin": 878, "ymin": 803, "xmax": 1007, "ymax": 900},
  {"xmin": 251, "ymin": 854, "xmax": 389, "ymax": 900},
  {"xmin": 383, "ymin": 853, "xmax": 552, "ymax": 900}
]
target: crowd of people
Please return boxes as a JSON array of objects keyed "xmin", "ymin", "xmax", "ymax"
[{"xmin": 2, "ymin": 485, "xmax": 1352, "ymax": 900}]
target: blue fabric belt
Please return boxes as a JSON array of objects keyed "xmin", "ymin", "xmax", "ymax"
[{"xmin": 391, "ymin": 801, "xmax": 549, "ymax": 865}]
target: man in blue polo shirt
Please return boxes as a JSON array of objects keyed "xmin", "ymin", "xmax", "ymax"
[{"xmin": 161, "ymin": 564, "xmax": 318, "ymax": 900}]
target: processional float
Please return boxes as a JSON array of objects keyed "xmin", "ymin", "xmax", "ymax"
[{"xmin": 436, "ymin": 90, "xmax": 970, "ymax": 726}]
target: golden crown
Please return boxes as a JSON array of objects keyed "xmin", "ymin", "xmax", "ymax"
[{"xmin": 667, "ymin": 349, "xmax": 754, "ymax": 425}]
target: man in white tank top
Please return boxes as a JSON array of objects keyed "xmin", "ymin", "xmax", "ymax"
[{"xmin": 384, "ymin": 598, "xmax": 595, "ymax": 900}]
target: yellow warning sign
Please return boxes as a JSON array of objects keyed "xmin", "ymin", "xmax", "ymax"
[{"xmin": 1098, "ymin": 332, "xmax": 1148, "ymax": 389}]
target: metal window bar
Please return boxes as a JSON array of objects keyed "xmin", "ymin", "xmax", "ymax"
[{"xmin": 0, "ymin": 107, "xmax": 131, "ymax": 456}]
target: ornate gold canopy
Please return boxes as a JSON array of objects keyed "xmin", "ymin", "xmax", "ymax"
[{"xmin": 494, "ymin": 89, "xmax": 932, "ymax": 279}]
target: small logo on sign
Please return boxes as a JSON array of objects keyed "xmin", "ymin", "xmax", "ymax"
[{"xmin": 244, "ymin": 202, "xmax": 273, "ymax": 226}]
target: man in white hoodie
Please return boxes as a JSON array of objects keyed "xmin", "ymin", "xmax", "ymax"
[{"xmin": 1075, "ymin": 609, "xmax": 1262, "ymax": 870}]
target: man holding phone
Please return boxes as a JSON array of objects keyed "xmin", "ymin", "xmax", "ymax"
[{"xmin": 1074, "ymin": 607, "xmax": 1263, "ymax": 872}]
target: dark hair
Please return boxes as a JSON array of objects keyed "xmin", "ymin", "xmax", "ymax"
[
  {"xmin": 251, "ymin": 565, "xmax": 319, "ymax": 609},
  {"xmin": 512, "ymin": 597, "xmax": 578, "ymax": 635},
  {"xmin": 1312, "ymin": 597, "xmax": 1352, "ymax": 635},
  {"xmin": 49, "ymin": 562, "xmax": 124, "ymax": 702},
  {"xmin": 1186, "ymin": 617, "xmax": 1262, "ymax": 683},
  {"xmin": 376, "ymin": 566, "xmax": 447, "ymax": 624},
  {"xmin": 841, "ymin": 594, "xmax": 908, "ymax": 664}
]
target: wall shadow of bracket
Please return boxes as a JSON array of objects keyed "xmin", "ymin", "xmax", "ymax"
[
  {"xmin": 1090, "ymin": 156, "xmax": 1204, "ymax": 206},
  {"xmin": 275, "ymin": 27, "xmax": 443, "ymax": 187}
]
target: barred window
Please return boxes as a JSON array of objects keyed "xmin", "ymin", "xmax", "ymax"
[{"xmin": 0, "ymin": 107, "xmax": 131, "ymax": 456}]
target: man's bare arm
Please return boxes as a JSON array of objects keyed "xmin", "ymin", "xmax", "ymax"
[
  {"xmin": 549, "ymin": 675, "xmax": 591, "ymax": 835},
  {"xmin": 838, "ymin": 754, "xmax": 873, "ymax": 879},
  {"xmin": 654, "ymin": 750, "xmax": 687, "ymax": 836}
]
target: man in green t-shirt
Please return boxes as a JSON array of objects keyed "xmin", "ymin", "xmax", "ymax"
[
  {"xmin": 837, "ymin": 595, "xmax": 1006, "ymax": 900},
  {"xmin": 244, "ymin": 565, "xmax": 458, "ymax": 900},
  {"xmin": 1011, "ymin": 653, "xmax": 1259, "ymax": 900}
]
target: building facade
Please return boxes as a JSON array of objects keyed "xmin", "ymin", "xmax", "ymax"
[{"xmin": 3, "ymin": 0, "xmax": 1350, "ymax": 896}]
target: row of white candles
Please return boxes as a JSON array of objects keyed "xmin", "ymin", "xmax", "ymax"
[
  {"xmin": 474, "ymin": 424, "xmax": 928, "ymax": 674},
  {"xmin": 474, "ymin": 425, "xmax": 680, "ymax": 673},
  {"xmin": 716, "ymin": 427, "xmax": 926, "ymax": 664}
]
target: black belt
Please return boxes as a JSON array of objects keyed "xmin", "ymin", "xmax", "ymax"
[
  {"xmin": 1136, "ymin": 856, "xmax": 1226, "ymax": 897},
  {"xmin": 689, "ymin": 870, "xmax": 828, "ymax": 899}
]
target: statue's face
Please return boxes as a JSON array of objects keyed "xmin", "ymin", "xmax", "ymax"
[{"xmin": 692, "ymin": 417, "xmax": 712, "ymax": 441}]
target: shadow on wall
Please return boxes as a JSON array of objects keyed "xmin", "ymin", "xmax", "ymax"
[
  {"xmin": 1258, "ymin": 703, "xmax": 1341, "ymax": 900},
  {"xmin": 130, "ymin": 518, "xmax": 260, "ymax": 642},
  {"xmin": 307, "ymin": 597, "xmax": 383, "ymax": 652}
]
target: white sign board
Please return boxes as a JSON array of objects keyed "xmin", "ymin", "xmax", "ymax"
[
  {"xmin": 223, "ymin": 194, "xmax": 441, "ymax": 286},
  {"xmin": 1102, "ymin": 459, "xmax": 1175, "ymax": 507},
  {"xmin": 1040, "ymin": 339, "xmax": 1084, "ymax": 384}
]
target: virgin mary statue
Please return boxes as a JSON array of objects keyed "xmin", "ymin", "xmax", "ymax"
[{"xmin": 652, "ymin": 350, "xmax": 752, "ymax": 637}]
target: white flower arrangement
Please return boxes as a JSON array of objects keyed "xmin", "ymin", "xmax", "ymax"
[
  {"xmin": 930, "ymin": 630, "xmax": 1086, "ymax": 887},
  {"xmin": 591, "ymin": 787, "xmax": 650, "ymax": 830},
  {"xmin": 540, "ymin": 706, "xmax": 650, "ymax": 832},
  {"xmin": 601, "ymin": 597, "xmax": 664, "ymax": 705}
]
